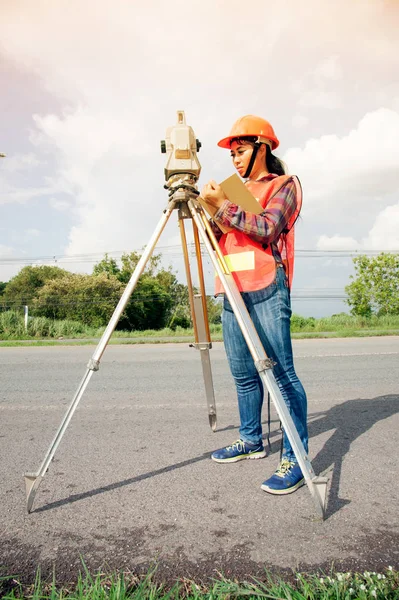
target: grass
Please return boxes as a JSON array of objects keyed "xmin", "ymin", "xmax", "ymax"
[
  {"xmin": 1, "ymin": 311, "xmax": 399, "ymax": 347},
  {"xmin": 1, "ymin": 566, "xmax": 398, "ymax": 599},
  {"xmin": 290, "ymin": 313, "xmax": 399, "ymax": 333}
]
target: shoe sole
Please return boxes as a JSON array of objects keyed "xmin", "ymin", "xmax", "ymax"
[
  {"xmin": 261, "ymin": 478, "xmax": 305, "ymax": 495},
  {"xmin": 211, "ymin": 450, "xmax": 266, "ymax": 463}
]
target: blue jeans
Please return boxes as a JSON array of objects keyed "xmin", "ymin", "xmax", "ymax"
[{"xmin": 221, "ymin": 266, "xmax": 308, "ymax": 462}]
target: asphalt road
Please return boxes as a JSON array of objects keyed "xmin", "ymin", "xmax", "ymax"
[{"xmin": 1, "ymin": 337, "xmax": 398, "ymax": 584}]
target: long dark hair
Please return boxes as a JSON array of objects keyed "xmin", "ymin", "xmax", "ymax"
[
  {"xmin": 265, "ymin": 145, "xmax": 285, "ymax": 176},
  {"xmin": 230, "ymin": 136, "xmax": 286, "ymax": 176}
]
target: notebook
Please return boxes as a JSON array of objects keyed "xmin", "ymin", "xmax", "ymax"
[{"xmin": 199, "ymin": 174, "xmax": 262, "ymax": 234}]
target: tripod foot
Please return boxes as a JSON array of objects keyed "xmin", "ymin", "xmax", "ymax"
[
  {"xmin": 309, "ymin": 475, "xmax": 329, "ymax": 520},
  {"xmin": 208, "ymin": 413, "xmax": 217, "ymax": 431},
  {"xmin": 24, "ymin": 472, "xmax": 42, "ymax": 513}
]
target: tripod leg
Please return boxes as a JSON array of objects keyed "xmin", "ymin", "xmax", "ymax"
[
  {"xmin": 24, "ymin": 201, "xmax": 177, "ymax": 513},
  {"xmin": 178, "ymin": 212, "xmax": 198, "ymax": 340},
  {"xmin": 187, "ymin": 200, "xmax": 328, "ymax": 519},
  {"xmin": 178, "ymin": 213, "xmax": 217, "ymax": 430},
  {"xmin": 192, "ymin": 294, "xmax": 217, "ymax": 430},
  {"xmin": 192, "ymin": 223, "xmax": 217, "ymax": 430}
]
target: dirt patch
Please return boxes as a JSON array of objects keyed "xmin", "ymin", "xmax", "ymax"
[{"xmin": 1, "ymin": 527, "xmax": 398, "ymax": 592}]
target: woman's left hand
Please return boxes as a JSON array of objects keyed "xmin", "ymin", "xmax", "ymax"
[{"xmin": 201, "ymin": 180, "xmax": 227, "ymax": 209}]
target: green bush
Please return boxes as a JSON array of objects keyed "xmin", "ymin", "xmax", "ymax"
[
  {"xmin": 2, "ymin": 265, "xmax": 69, "ymax": 308},
  {"xmin": 34, "ymin": 273, "xmax": 123, "ymax": 328},
  {"xmin": 27, "ymin": 316, "xmax": 54, "ymax": 338},
  {"xmin": 0, "ymin": 310, "xmax": 99, "ymax": 339},
  {"xmin": 0, "ymin": 310, "xmax": 26, "ymax": 338},
  {"xmin": 291, "ymin": 313, "xmax": 316, "ymax": 331}
]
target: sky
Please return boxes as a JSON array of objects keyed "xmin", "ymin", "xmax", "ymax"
[{"xmin": 1, "ymin": 0, "xmax": 399, "ymax": 317}]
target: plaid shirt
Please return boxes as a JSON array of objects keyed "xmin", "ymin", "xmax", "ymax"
[{"xmin": 210, "ymin": 174, "xmax": 297, "ymax": 264}]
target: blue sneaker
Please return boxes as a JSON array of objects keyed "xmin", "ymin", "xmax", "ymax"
[
  {"xmin": 211, "ymin": 439, "xmax": 266, "ymax": 463},
  {"xmin": 261, "ymin": 458, "xmax": 305, "ymax": 495}
]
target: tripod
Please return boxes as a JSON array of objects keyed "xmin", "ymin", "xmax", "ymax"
[{"xmin": 24, "ymin": 183, "xmax": 328, "ymax": 518}]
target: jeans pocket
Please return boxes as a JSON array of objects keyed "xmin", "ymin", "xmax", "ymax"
[
  {"xmin": 223, "ymin": 278, "xmax": 279, "ymax": 313},
  {"xmin": 245, "ymin": 279, "xmax": 278, "ymax": 306}
]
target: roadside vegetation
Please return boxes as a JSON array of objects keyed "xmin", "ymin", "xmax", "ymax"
[
  {"xmin": 1, "ymin": 252, "xmax": 398, "ymax": 344},
  {"xmin": 1, "ymin": 566, "xmax": 398, "ymax": 599},
  {"xmin": 1, "ymin": 310, "xmax": 399, "ymax": 343},
  {"xmin": 0, "ymin": 255, "xmax": 223, "ymax": 333}
]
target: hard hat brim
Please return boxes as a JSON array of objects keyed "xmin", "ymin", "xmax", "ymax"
[
  {"xmin": 217, "ymin": 135, "xmax": 279, "ymax": 150},
  {"xmin": 217, "ymin": 136, "xmax": 235, "ymax": 149}
]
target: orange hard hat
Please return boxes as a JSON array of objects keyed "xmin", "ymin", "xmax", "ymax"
[{"xmin": 218, "ymin": 115, "xmax": 279, "ymax": 150}]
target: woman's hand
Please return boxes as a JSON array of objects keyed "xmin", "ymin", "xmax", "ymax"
[{"xmin": 201, "ymin": 180, "xmax": 227, "ymax": 209}]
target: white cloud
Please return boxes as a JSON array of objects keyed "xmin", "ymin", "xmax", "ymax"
[
  {"xmin": 292, "ymin": 115, "xmax": 309, "ymax": 129},
  {"xmin": 362, "ymin": 203, "xmax": 399, "ymax": 250},
  {"xmin": 317, "ymin": 235, "xmax": 359, "ymax": 251},
  {"xmin": 284, "ymin": 107, "xmax": 399, "ymax": 222},
  {"xmin": 298, "ymin": 90, "xmax": 341, "ymax": 110},
  {"xmin": 49, "ymin": 197, "xmax": 71, "ymax": 211},
  {"xmin": 0, "ymin": 245, "xmax": 24, "ymax": 282},
  {"xmin": 0, "ymin": 152, "xmax": 52, "ymax": 205},
  {"xmin": 25, "ymin": 228, "xmax": 40, "ymax": 238},
  {"xmin": 0, "ymin": 244, "xmax": 15, "ymax": 258},
  {"xmin": 0, "ymin": 184, "xmax": 56, "ymax": 205},
  {"xmin": 314, "ymin": 55, "xmax": 342, "ymax": 81},
  {"xmin": 1, "ymin": 153, "xmax": 42, "ymax": 174},
  {"xmin": 317, "ymin": 203, "xmax": 399, "ymax": 252},
  {"xmin": 294, "ymin": 56, "xmax": 343, "ymax": 110}
]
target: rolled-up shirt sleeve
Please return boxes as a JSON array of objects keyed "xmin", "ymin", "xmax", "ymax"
[{"xmin": 212, "ymin": 179, "xmax": 297, "ymax": 245}]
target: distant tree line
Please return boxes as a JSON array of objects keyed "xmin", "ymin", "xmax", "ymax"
[
  {"xmin": 1, "ymin": 252, "xmax": 398, "ymax": 327},
  {"xmin": 0, "ymin": 252, "xmax": 222, "ymax": 330}
]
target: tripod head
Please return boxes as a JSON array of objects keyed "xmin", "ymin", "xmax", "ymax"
[{"xmin": 161, "ymin": 111, "xmax": 202, "ymax": 195}]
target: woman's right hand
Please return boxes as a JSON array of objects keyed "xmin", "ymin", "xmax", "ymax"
[{"xmin": 201, "ymin": 180, "xmax": 227, "ymax": 210}]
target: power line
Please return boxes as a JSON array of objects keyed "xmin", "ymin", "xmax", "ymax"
[{"xmin": 0, "ymin": 246, "xmax": 398, "ymax": 266}]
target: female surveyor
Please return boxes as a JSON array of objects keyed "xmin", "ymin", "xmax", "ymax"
[{"xmin": 201, "ymin": 115, "xmax": 308, "ymax": 495}]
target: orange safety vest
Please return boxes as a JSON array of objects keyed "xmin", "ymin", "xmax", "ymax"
[{"xmin": 215, "ymin": 175, "xmax": 302, "ymax": 294}]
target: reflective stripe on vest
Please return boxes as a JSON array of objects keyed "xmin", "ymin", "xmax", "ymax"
[
  {"xmin": 215, "ymin": 175, "xmax": 302, "ymax": 294},
  {"xmin": 224, "ymin": 251, "xmax": 255, "ymax": 272}
]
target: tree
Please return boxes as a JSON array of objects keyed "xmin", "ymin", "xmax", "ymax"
[
  {"xmin": 92, "ymin": 252, "xmax": 179, "ymax": 330},
  {"xmin": 119, "ymin": 252, "xmax": 178, "ymax": 330},
  {"xmin": 91, "ymin": 251, "xmax": 223, "ymax": 331},
  {"xmin": 117, "ymin": 251, "xmax": 165, "ymax": 284},
  {"xmin": 345, "ymin": 253, "xmax": 399, "ymax": 316},
  {"xmin": 0, "ymin": 282, "xmax": 7, "ymax": 296},
  {"xmin": 206, "ymin": 295, "xmax": 222, "ymax": 325},
  {"xmin": 117, "ymin": 277, "xmax": 174, "ymax": 330},
  {"xmin": 2, "ymin": 266, "xmax": 69, "ymax": 309},
  {"xmin": 167, "ymin": 283, "xmax": 192, "ymax": 329},
  {"xmin": 34, "ymin": 272, "xmax": 123, "ymax": 327},
  {"xmin": 92, "ymin": 254, "xmax": 120, "ymax": 278},
  {"xmin": 167, "ymin": 285, "xmax": 222, "ymax": 329}
]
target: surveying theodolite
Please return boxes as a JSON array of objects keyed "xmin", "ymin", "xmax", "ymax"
[{"xmin": 24, "ymin": 111, "xmax": 328, "ymax": 518}]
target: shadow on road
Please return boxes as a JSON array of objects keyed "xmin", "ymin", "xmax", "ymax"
[
  {"xmin": 34, "ymin": 394, "xmax": 398, "ymax": 517},
  {"xmin": 306, "ymin": 394, "xmax": 399, "ymax": 519},
  {"xmin": 34, "ymin": 451, "xmax": 213, "ymax": 513}
]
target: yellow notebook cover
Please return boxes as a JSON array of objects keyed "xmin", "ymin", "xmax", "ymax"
[
  {"xmin": 199, "ymin": 174, "xmax": 261, "ymax": 234},
  {"xmin": 219, "ymin": 174, "xmax": 262, "ymax": 214}
]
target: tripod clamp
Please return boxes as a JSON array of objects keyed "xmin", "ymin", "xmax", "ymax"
[
  {"xmin": 255, "ymin": 358, "xmax": 277, "ymax": 372},
  {"xmin": 189, "ymin": 342, "xmax": 213, "ymax": 350},
  {"xmin": 87, "ymin": 358, "xmax": 100, "ymax": 371}
]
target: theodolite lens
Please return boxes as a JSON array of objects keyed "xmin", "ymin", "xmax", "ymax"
[
  {"xmin": 160, "ymin": 140, "xmax": 166, "ymax": 154},
  {"xmin": 196, "ymin": 139, "xmax": 201, "ymax": 152}
]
